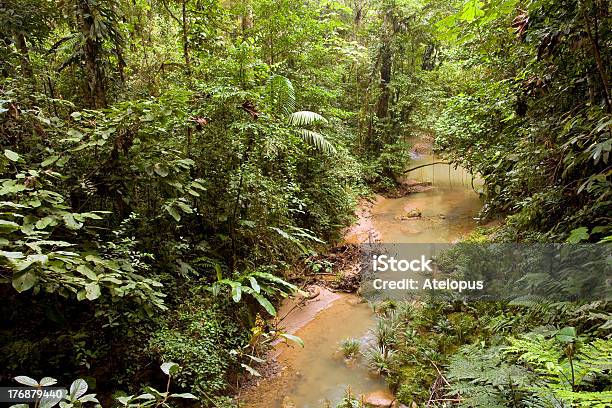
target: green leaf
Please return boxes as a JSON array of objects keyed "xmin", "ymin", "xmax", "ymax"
[
  {"xmin": 77, "ymin": 290, "xmax": 87, "ymax": 301},
  {"xmin": 0, "ymin": 220, "xmax": 20, "ymax": 232},
  {"xmin": 85, "ymin": 283, "xmax": 101, "ymax": 300},
  {"xmin": 14, "ymin": 376, "xmax": 39, "ymax": 387},
  {"xmin": 160, "ymin": 362, "xmax": 179, "ymax": 376},
  {"xmin": 176, "ymin": 201, "xmax": 193, "ymax": 214},
  {"xmin": 36, "ymin": 216, "xmax": 56, "ymax": 229},
  {"xmin": 4, "ymin": 149, "xmax": 20, "ymax": 162},
  {"xmin": 567, "ymin": 227, "xmax": 589, "ymax": 244},
  {"xmin": 555, "ymin": 327, "xmax": 577, "ymax": 343},
  {"xmin": 115, "ymin": 396, "xmax": 132, "ymax": 406},
  {"xmin": 80, "ymin": 212, "xmax": 103, "ymax": 220},
  {"xmin": 248, "ymin": 276, "xmax": 260, "ymax": 293},
  {"xmin": 39, "ymin": 377, "xmax": 57, "ymax": 386},
  {"xmin": 12, "ymin": 271, "xmax": 37, "ymax": 292},
  {"xmin": 267, "ymin": 74, "xmax": 296, "ymax": 115},
  {"xmin": 62, "ymin": 213, "xmax": 84, "ymax": 230},
  {"xmin": 41, "ymin": 155, "xmax": 60, "ymax": 167},
  {"xmin": 169, "ymin": 393, "xmax": 197, "ymax": 399},
  {"xmin": 77, "ymin": 394, "xmax": 98, "ymax": 403},
  {"xmin": 280, "ymin": 333, "xmax": 304, "ymax": 347},
  {"xmin": 166, "ymin": 206, "xmax": 181, "ymax": 222},
  {"xmin": 77, "ymin": 265, "xmax": 98, "ymax": 280},
  {"xmin": 232, "ymin": 283, "xmax": 242, "ymax": 302},
  {"xmin": 288, "ymin": 111, "xmax": 328, "ymax": 126},
  {"xmin": 69, "ymin": 379, "xmax": 88, "ymax": 400},
  {"xmin": 252, "ymin": 292, "xmax": 276, "ymax": 316},
  {"xmin": 154, "ymin": 163, "xmax": 169, "ymax": 177},
  {"xmin": 241, "ymin": 363, "xmax": 261, "ymax": 377},
  {"xmin": 215, "ymin": 263, "xmax": 223, "ymax": 281},
  {"xmin": 298, "ymin": 129, "xmax": 336, "ymax": 154}
]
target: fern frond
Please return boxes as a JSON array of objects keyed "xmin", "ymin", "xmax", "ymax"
[
  {"xmin": 266, "ymin": 74, "xmax": 295, "ymax": 116},
  {"xmin": 298, "ymin": 129, "xmax": 336, "ymax": 154},
  {"xmin": 288, "ymin": 111, "xmax": 328, "ymax": 126},
  {"xmin": 554, "ymin": 390, "xmax": 612, "ymax": 407}
]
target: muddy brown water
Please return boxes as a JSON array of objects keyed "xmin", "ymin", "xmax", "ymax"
[
  {"xmin": 373, "ymin": 154, "xmax": 483, "ymax": 243},
  {"xmin": 240, "ymin": 154, "xmax": 482, "ymax": 408}
]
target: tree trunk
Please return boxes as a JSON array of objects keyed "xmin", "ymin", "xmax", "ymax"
[
  {"xmin": 241, "ymin": 1, "xmax": 253, "ymax": 32},
  {"xmin": 182, "ymin": 0, "xmax": 191, "ymax": 74},
  {"xmin": 14, "ymin": 33, "xmax": 33, "ymax": 79},
  {"xmin": 78, "ymin": 1, "xmax": 107, "ymax": 108},
  {"xmin": 376, "ymin": 43, "xmax": 392, "ymax": 120}
]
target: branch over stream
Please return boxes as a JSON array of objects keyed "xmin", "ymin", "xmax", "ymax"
[{"xmin": 403, "ymin": 161, "xmax": 449, "ymax": 173}]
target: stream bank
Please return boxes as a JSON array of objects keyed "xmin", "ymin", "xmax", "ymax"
[{"xmin": 240, "ymin": 141, "xmax": 483, "ymax": 408}]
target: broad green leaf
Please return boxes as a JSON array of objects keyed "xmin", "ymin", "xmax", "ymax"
[
  {"xmin": 77, "ymin": 265, "xmax": 98, "ymax": 280},
  {"xmin": 160, "ymin": 362, "xmax": 179, "ymax": 376},
  {"xmin": 0, "ymin": 250, "xmax": 24, "ymax": 259},
  {"xmin": 154, "ymin": 163, "xmax": 169, "ymax": 177},
  {"xmin": 252, "ymin": 292, "xmax": 276, "ymax": 316},
  {"xmin": 248, "ymin": 276, "xmax": 260, "ymax": 293},
  {"xmin": 62, "ymin": 214, "xmax": 83, "ymax": 230},
  {"xmin": 39, "ymin": 377, "xmax": 57, "ymax": 386},
  {"xmin": 77, "ymin": 394, "xmax": 98, "ymax": 403},
  {"xmin": 41, "ymin": 155, "xmax": 60, "ymax": 167},
  {"xmin": 12, "ymin": 271, "xmax": 37, "ymax": 292},
  {"xmin": 232, "ymin": 283, "xmax": 242, "ymax": 302},
  {"xmin": 36, "ymin": 216, "xmax": 55, "ymax": 229},
  {"xmin": 176, "ymin": 201, "xmax": 193, "ymax": 214},
  {"xmin": 85, "ymin": 283, "xmax": 101, "ymax": 300},
  {"xmin": 69, "ymin": 379, "xmax": 88, "ymax": 400},
  {"xmin": 14, "ymin": 376, "xmax": 39, "ymax": 387},
  {"xmin": 4, "ymin": 149, "xmax": 20, "ymax": 162},
  {"xmin": 280, "ymin": 333, "xmax": 304, "ymax": 348},
  {"xmin": 166, "ymin": 206, "xmax": 181, "ymax": 222},
  {"xmin": 555, "ymin": 327, "xmax": 577, "ymax": 343},
  {"xmin": 240, "ymin": 363, "xmax": 261, "ymax": 377},
  {"xmin": 170, "ymin": 392, "xmax": 197, "ymax": 399},
  {"xmin": 0, "ymin": 220, "xmax": 20, "ymax": 232},
  {"xmin": 567, "ymin": 227, "xmax": 589, "ymax": 244}
]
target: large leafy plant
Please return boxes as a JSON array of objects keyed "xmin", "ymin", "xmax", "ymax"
[{"xmin": 0, "ymin": 149, "xmax": 166, "ymax": 310}]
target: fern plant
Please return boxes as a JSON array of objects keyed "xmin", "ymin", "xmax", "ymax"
[
  {"xmin": 446, "ymin": 343, "xmax": 534, "ymax": 408},
  {"xmin": 265, "ymin": 74, "xmax": 336, "ymax": 154},
  {"xmin": 504, "ymin": 329, "xmax": 612, "ymax": 407}
]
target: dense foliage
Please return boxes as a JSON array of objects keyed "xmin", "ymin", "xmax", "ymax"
[{"xmin": 1, "ymin": 0, "xmax": 610, "ymax": 407}]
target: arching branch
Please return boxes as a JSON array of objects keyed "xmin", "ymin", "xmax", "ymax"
[{"xmin": 403, "ymin": 161, "xmax": 449, "ymax": 173}]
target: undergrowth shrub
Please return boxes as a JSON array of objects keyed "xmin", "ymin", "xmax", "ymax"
[{"xmin": 148, "ymin": 298, "xmax": 248, "ymax": 400}]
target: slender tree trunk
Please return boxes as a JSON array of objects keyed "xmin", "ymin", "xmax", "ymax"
[
  {"xmin": 241, "ymin": 0, "xmax": 253, "ymax": 32},
  {"xmin": 78, "ymin": 1, "xmax": 107, "ymax": 108},
  {"xmin": 182, "ymin": 0, "xmax": 191, "ymax": 74},
  {"xmin": 583, "ymin": 0, "xmax": 611, "ymax": 112},
  {"xmin": 14, "ymin": 33, "xmax": 33, "ymax": 79},
  {"xmin": 376, "ymin": 43, "xmax": 392, "ymax": 120}
]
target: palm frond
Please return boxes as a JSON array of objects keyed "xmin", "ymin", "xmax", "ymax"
[
  {"xmin": 298, "ymin": 129, "xmax": 336, "ymax": 155},
  {"xmin": 266, "ymin": 74, "xmax": 295, "ymax": 116},
  {"xmin": 288, "ymin": 111, "xmax": 328, "ymax": 126}
]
